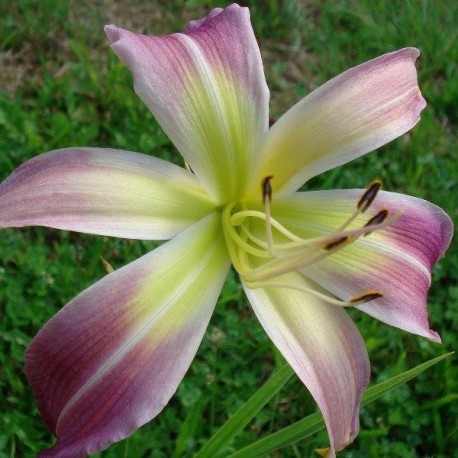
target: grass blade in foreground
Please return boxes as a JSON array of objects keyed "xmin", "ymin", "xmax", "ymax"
[
  {"xmin": 195, "ymin": 364, "xmax": 294, "ymax": 458},
  {"xmin": 227, "ymin": 352, "xmax": 453, "ymax": 458}
]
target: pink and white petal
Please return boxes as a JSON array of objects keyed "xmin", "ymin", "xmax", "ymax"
[
  {"xmin": 243, "ymin": 273, "xmax": 370, "ymax": 456},
  {"xmin": 251, "ymin": 49, "xmax": 426, "ymax": 198},
  {"xmin": 105, "ymin": 4, "xmax": 269, "ymax": 203},
  {"xmin": 0, "ymin": 147, "xmax": 214, "ymax": 239},
  {"xmin": 25, "ymin": 212, "xmax": 230, "ymax": 457},
  {"xmin": 271, "ymin": 190, "xmax": 452, "ymax": 341}
]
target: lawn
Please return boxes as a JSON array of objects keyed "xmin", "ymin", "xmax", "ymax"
[{"xmin": 0, "ymin": 1, "xmax": 456, "ymax": 457}]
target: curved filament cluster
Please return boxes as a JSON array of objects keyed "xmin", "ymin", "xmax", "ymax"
[{"xmin": 222, "ymin": 179, "xmax": 401, "ymax": 307}]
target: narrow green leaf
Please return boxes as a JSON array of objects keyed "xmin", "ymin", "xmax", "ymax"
[
  {"xmin": 360, "ymin": 352, "xmax": 453, "ymax": 407},
  {"xmin": 421, "ymin": 393, "xmax": 458, "ymax": 409},
  {"xmin": 227, "ymin": 352, "xmax": 453, "ymax": 458},
  {"xmin": 228, "ymin": 411, "xmax": 323, "ymax": 458},
  {"xmin": 174, "ymin": 397, "xmax": 205, "ymax": 458},
  {"xmin": 194, "ymin": 364, "xmax": 294, "ymax": 458}
]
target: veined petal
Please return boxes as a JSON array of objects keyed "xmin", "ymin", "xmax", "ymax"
[
  {"xmin": 251, "ymin": 49, "xmax": 426, "ymax": 197},
  {"xmin": 243, "ymin": 273, "xmax": 370, "ymax": 456},
  {"xmin": 0, "ymin": 147, "xmax": 215, "ymax": 239},
  {"xmin": 105, "ymin": 4, "xmax": 269, "ymax": 203},
  {"xmin": 25, "ymin": 213, "xmax": 230, "ymax": 457},
  {"xmin": 271, "ymin": 190, "xmax": 453, "ymax": 341}
]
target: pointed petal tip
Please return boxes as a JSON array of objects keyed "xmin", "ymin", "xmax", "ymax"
[
  {"xmin": 427, "ymin": 329, "xmax": 442, "ymax": 344},
  {"xmin": 377, "ymin": 47, "xmax": 427, "ymax": 122},
  {"xmin": 399, "ymin": 46, "xmax": 420, "ymax": 59},
  {"xmin": 104, "ymin": 24, "xmax": 119, "ymax": 41},
  {"xmin": 184, "ymin": 3, "xmax": 249, "ymax": 32},
  {"xmin": 104, "ymin": 24, "xmax": 137, "ymax": 48}
]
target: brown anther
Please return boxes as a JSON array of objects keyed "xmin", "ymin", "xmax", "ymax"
[
  {"xmin": 357, "ymin": 180, "xmax": 382, "ymax": 212},
  {"xmin": 363, "ymin": 209, "xmax": 389, "ymax": 236},
  {"xmin": 350, "ymin": 290, "xmax": 383, "ymax": 304},
  {"xmin": 365, "ymin": 209, "xmax": 389, "ymax": 227},
  {"xmin": 262, "ymin": 175, "xmax": 274, "ymax": 204},
  {"xmin": 324, "ymin": 236, "xmax": 349, "ymax": 250}
]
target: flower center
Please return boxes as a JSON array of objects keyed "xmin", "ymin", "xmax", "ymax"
[{"xmin": 222, "ymin": 178, "xmax": 401, "ymax": 307}]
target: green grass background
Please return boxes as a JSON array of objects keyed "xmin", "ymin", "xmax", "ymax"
[{"xmin": 0, "ymin": 1, "xmax": 456, "ymax": 457}]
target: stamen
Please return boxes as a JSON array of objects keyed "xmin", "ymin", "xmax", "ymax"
[
  {"xmin": 246, "ymin": 280, "xmax": 354, "ymax": 306},
  {"xmin": 350, "ymin": 290, "xmax": 383, "ymax": 304},
  {"xmin": 363, "ymin": 209, "xmax": 389, "ymax": 236},
  {"xmin": 339, "ymin": 180, "xmax": 382, "ymax": 231},
  {"xmin": 243, "ymin": 212, "xmax": 401, "ymax": 283},
  {"xmin": 324, "ymin": 236, "xmax": 350, "ymax": 250},
  {"xmin": 262, "ymin": 175, "xmax": 273, "ymax": 204},
  {"xmin": 224, "ymin": 176, "xmax": 398, "ymax": 297},
  {"xmin": 232, "ymin": 208, "xmax": 383, "ymax": 250},
  {"xmin": 262, "ymin": 176, "xmax": 274, "ymax": 254},
  {"xmin": 365, "ymin": 209, "xmax": 389, "ymax": 227},
  {"xmin": 231, "ymin": 210, "xmax": 304, "ymax": 244},
  {"xmin": 246, "ymin": 279, "xmax": 384, "ymax": 308},
  {"xmin": 357, "ymin": 180, "xmax": 382, "ymax": 212}
]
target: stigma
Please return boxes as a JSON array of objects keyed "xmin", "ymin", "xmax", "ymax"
[{"xmin": 222, "ymin": 179, "xmax": 401, "ymax": 308}]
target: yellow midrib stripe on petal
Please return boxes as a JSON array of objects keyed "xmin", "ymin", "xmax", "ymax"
[{"xmin": 57, "ymin": 214, "xmax": 229, "ymax": 426}]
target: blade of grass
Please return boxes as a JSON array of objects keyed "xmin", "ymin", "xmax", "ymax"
[
  {"xmin": 174, "ymin": 397, "xmax": 205, "ymax": 458},
  {"xmin": 227, "ymin": 352, "xmax": 453, "ymax": 458},
  {"xmin": 194, "ymin": 364, "xmax": 294, "ymax": 458}
]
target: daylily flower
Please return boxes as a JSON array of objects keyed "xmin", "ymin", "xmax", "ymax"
[{"xmin": 0, "ymin": 3, "xmax": 453, "ymax": 458}]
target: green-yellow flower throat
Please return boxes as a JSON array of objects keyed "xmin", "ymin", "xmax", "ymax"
[{"xmin": 223, "ymin": 179, "xmax": 398, "ymax": 307}]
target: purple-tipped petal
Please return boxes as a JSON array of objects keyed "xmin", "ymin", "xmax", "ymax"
[
  {"xmin": 251, "ymin": 49, "xmax": 426, "ymax": 198},
  {"xmin": 105, "ymin": 4, "xmax": 269, "ymax": 203},
  {"xmin": 243, "ymin": 273, "xmax": 370, "ymax": 455},
  {"xmin": 26, "ymin": 213, "xmax": 230, "ymax": 457},
  {"xmin": 272, "ymin": 190, "xmax": 453, "ymax": 341},
  {"xmin": 0, "ymin": 148, "xmax": 214, "ymax": 239}
]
